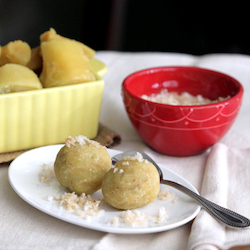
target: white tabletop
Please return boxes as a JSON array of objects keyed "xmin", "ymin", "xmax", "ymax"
[{"xmin": 1, "ymin": 51, "xmax": 250, "ymax": 250}]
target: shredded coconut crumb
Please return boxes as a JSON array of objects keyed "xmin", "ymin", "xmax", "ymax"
[
  {"xmin": 122, "ymin": 161, "xmax": 130, "ymax": 166},
  {"xmin": 158, "ymin": 188, "xmax": 178, "ymax": 203},
  {"xmin": 65, "ymin": 135, "xmax": 77, "ymax": 148},
  {"xmin": 54, "ymin": 192, "xmax": 104, "ymax": 219},
  {"xmin": 112, "ymin": 167, "xmax": 124, "ymax": 174},
  {"xmin": 39, "ymin": 163, "xmax": 56, "ymax": 184},
  {"xmin": 107, "ymin": 207, "xmax": 169, "ymax": 227},
  {"xmin": 46, "ymin": 195, "xmax": 54, "ymax": 202},
  {"xmin": 65, "ymin": 135, "xmax": 102, "ymax": 148},
  {"xmin": 112, "ymin": 216, "xmax": 120, "ymax": 225},
  {"xmin": 124, "ymin": 152, "xmax": 144, "ymax": 162},
  {"xmin": 121, "ymin": 210, "xmax": 148, "ymax": 227},
  {"xmin": 156, "ymin": 207, "xmax": 169, "ymax": 224}
]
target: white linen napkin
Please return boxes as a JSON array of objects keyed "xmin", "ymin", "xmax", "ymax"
[{"xmin": 187, "ymin": 143, "xmax": 250, "ymax": 250}]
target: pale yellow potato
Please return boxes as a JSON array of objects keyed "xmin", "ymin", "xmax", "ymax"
[
  {"xmin": 54, "ymin": 136, "xmax": 112, "ymax": 195},
  {"xmin": 102, "ymin": 158, "xmax": 160, "ymax": 210},
  {"xmin": 0, "ymin": 40, "xmax": 31, "ymax": 66},
  {"xmin": 39, "ymin": 39, "xmax": 96, "ymax": 88},
  {"xmin": 40, "ymin": 28, "xmax": 95, "ymax": 59},
  {"xmin": 26, "ymin": 46, "xmax": 42, "ymax": 71},
  {"xmin": 0, "ymin": 63, "xmax": 42, "ymax": 93}
]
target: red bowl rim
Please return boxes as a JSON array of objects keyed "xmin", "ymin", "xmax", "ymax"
[{"xmin": 122, "ymin": 66, "xmax": 244, "ymax": 109}]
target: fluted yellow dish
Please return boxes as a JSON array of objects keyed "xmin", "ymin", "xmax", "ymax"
[{"xmin": 0, "ymin": 58, "xmax": 106, "ymax": 153}]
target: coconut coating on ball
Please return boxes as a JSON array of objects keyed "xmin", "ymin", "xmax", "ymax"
[
  {"xmin": 54, "ymin": 135, "xmax": 112, "ymax": 195},
  {"xmin": 101, "ymin": 155, "xmax": 160, "ymax": 210}
]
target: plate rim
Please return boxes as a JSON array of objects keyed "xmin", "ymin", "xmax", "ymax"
[{"xmin": 8, "ymin": 144, "xmax": 200, "ymax": 234}]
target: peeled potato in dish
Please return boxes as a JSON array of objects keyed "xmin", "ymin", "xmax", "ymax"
[
  {"xmin": 0, "ymin": 40, "xmax": 31, "ymax": 66},
  {"xmin": 39, "ymin": 28, "xmax": 96, "ymax": 87},
  {"xmin": 54, "ymin": 136, "xmax": 112, "ymax": 195},
  {"xmin": 39, "ymin": 39, "xmax": 96, "ymax": 88},
  {"xmin": 102, "ymin": 153, "xmax": 160, "ymax": 210},
  {"xmin": 0, "ymin": 28, "xmax": 97, "ymax": 93},
  {"xmin": 0, "ymin": 64, "xmax": 42, "ymax": 93},
  {"xmin": 40, "ymin": 28, "xmax": 95, "ymax": 59}
]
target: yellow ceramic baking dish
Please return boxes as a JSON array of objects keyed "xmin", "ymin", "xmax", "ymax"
[{"xmin": 0, "ymin": 59, "xmax": 107, "ymax": 153}]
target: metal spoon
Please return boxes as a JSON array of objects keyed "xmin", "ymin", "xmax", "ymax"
[{"xmin": 112, "ymin": 150, "xmax": 250, "ymax": 228}]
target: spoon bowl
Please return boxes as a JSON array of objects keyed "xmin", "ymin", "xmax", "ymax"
[{"xmin": 112, "ymin": 150, "xmax": 250, "ymax": 228}]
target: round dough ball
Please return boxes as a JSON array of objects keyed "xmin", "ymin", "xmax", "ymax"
[
  {"xmin": 54, "ymin": 135, "xmax": 112, "ymax": 195},
  {"xmin": 102, "ymin": 154, "xmax": 160, "ymax": 210}
]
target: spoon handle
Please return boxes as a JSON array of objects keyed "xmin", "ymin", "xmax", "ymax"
[{"xmin": 161, "ymin": 179, "xmax": 250, "ymax": 228}]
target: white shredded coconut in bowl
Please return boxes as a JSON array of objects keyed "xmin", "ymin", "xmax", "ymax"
[{"xmin": 141, "ymin": 89, "xmax": 230, "ymax": 106}]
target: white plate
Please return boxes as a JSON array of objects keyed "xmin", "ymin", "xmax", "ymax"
[{"xmin": 8, "ymin": 145, "xmax": 200, "ymax": 234}]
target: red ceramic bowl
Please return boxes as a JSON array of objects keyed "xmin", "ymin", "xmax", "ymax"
[{"xmin": 122, "ymin": 66, "xmax": 243, "ymax": 156}]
